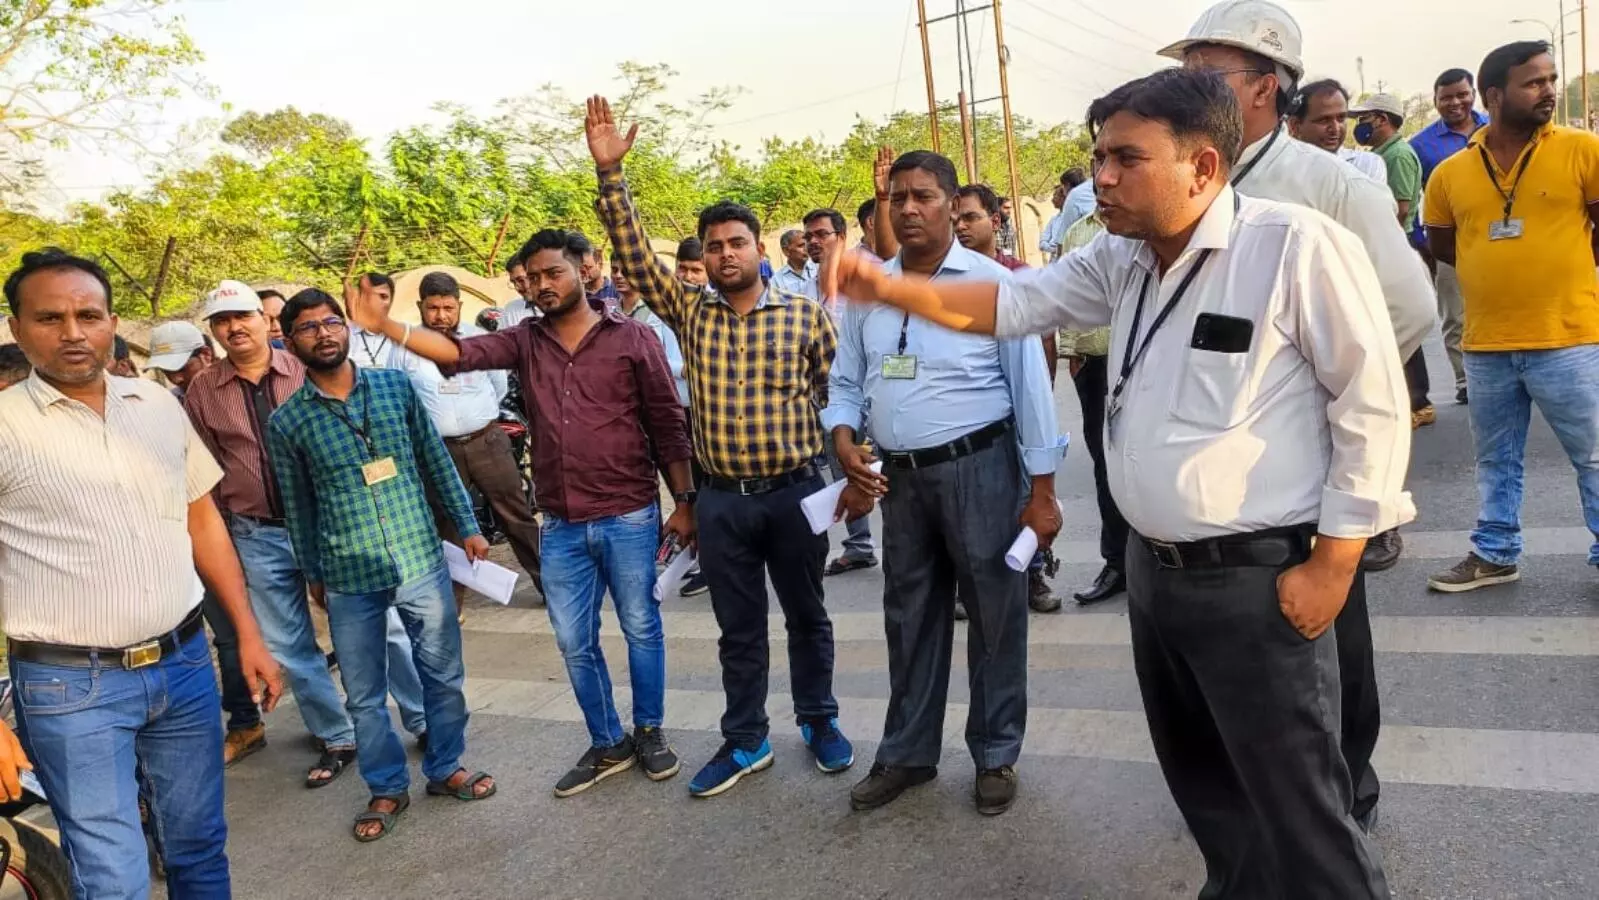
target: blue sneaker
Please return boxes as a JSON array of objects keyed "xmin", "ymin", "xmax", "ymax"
[
  {"xmin": 801, "ymin": 717, "xmax": 854, "ymax": 773},
  {"xmin": 688, "ymin": 740, "xmax": 774, "ymax": 798}
]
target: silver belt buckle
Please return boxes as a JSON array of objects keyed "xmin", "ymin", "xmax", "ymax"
[
  {"xmin": 1148, "ymin": 540, "xmax": 1184, "ymax": 569},
  {"xmin": 122, "ymin": 640, "xmax": 162, "ymax": 669}
]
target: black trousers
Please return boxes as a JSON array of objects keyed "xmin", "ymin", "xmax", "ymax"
[
  {"xmin": 876, "ymin": 439, "xmax": 1029, "ymax": 769},
  {"xmin": 1126, "ymin": 534, "xmax": 1389, "ymax": 899},
  {"xmin": 1071, "ymin": 355, "xmax": 1129, "ymax": 568},
  {"xmin": 1403, "ymin": 348, "xmax": 1431, "ymax": 412},
  {"xmin": 1335, "ymin": 575, "xmax": 1382, "ymax": 823},
  {"xmin": 698, "ymin": 474, "xmax": 838, "ymax": 749},
  {"xmin": 201, "ymin": 591, "xmax": 259, "ymax": 732},
  {"xmin": 433, "ymin": 426, "xmax": 542, "ymax": 586}
]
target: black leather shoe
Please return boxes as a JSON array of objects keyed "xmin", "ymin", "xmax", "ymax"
[
  {"xmin": 1361, "ymin": 529, "xmax": 1402, "ymax": 572},
  {"xmin": 849, "ymin": 763, "xmax": 937, "ymax": 811},
  {"xmin": 1073, "ymin": 566, "xmax": 1126, "ymax": 605},
  {"xmin": 975, "ymin": 766, "xmax": 1018, "ymax": 816}
]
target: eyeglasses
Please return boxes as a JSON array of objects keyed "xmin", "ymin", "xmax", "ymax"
[
  {"xmin": 804, "ymin": 230, "xmax": 838, "ymax": 242},
  {"xmin": 291, "ymin": 316, "xmax": 348, "ymax": 338}
]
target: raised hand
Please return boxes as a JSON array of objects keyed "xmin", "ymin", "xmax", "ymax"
[
  {"xmin": 873, "ymin": 146, "xmax": 895, "ymax": 199},
  {"xmin": 585, "ymin": 95, "xmax": 639, "ymax": 169},
  {"xmin": 343, "ymin": 274, "xmax": 385, "ymax": 333},
  {"xmin": 820, "ymin": 247, "xmax": 886, "ymax": 307}
]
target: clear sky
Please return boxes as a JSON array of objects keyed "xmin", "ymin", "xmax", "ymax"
[{"xmin": 37, "ymin": 0, "xmax": 1575, "ymax": 210}]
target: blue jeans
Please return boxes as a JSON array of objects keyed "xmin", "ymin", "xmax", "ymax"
[
  {"xmin": 326, "ymin": 566, "xmax": 469, "ymax": 795},
  {"xmin": 12, "ymin": 629, "xmax": 229, "ymax": 900},
  {"xmin": 231, "ymin": 517, "xmax": 353, "ymax": 747},
  {"xmin": 1466, "ymin": 345, "xmax": 1599, "ymax": 566},
  {"xmin": 542, "ymin": 503, "xmax": 666, "ymax": 747}
]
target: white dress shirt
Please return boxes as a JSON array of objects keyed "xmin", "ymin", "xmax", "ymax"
[
  {"xmin": 1232, "ymin": 125, "xmax": 1434, "ymax": 359},
  {"xmin": 0, "ymin": 373, "xmax": 223, "ymax": 646},
  {"xmin": 771, "ymin": 261, "xmax": 819, "ymax": 299},
  {"xmin": 350, "ymin": 326, "xmax": 399, "ymax": 368},
  {"xmin": 390, "ymin": 322, "xmax": 509, "ymax": 438},
  {"xmin": 1337, "ymin": 147, "xmax": 1389, "ymax": 184},
  {"xmin": 995, "ymin": 186, "xmax": 1415, "ymax": 543},
  {"xmin": 500, "ymin": 298, "xmax": 540, "ymax": 329}
]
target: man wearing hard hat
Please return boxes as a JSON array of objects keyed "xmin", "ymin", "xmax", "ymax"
[{"xmin": 1160, "ymin": 0, "xmax": 1430, "ymax": 841}]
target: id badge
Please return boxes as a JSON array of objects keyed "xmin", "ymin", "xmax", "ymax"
[
  {"xmin": 361, "ymin": 456, "xmax": 399, "ymax": 486},
  {"xmin": 438, "ymin": 379, "xmax": 462, "ymax": 395},
  {"xmin": 1488, "ymin": 218, "xmax": 1524, "ymax": 241},
  {"xmin": 882, "ymin": 354, "xmax": 918, "ymax": 380}
]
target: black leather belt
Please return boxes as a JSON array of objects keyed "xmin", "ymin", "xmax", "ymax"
[
  {"xmin": 233, "ymin": 512, "xmax": 286, "ymax": 529},
  {"xmin": 8, "ymin": 607, "xmax": 206, "ymax": 670},
  {"xmin": 704, "ymin": 462, "xmax": 821, "ymax": 496},
  {"xmin": 880, "ymin": 419, "xmax": 1012, "ymax": 471},
  {"xmin": 1139, "ymin": 524, "xmax": 1317, "ymax": 570}
]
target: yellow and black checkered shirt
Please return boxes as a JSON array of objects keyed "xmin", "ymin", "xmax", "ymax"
[{"xmin": 595, "ymin": 166, "xmax": 837, "ymax": 479}]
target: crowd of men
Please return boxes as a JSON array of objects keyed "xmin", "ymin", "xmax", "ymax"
[{"xmin": 0, "ymin": 0, "xmax": 1594, "ymax": 895}]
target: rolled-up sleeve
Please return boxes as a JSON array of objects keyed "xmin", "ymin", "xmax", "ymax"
[
  {"xmin": 997, "ymin": 335, "xmax": 1067, "ymax": 476},
  {"xmin": 821, "ymin": 298, "xmax": 868, "ymax": 436},
  {"xmin": 1290, "ymin": 219, "xmax": 1417, "ymax": 538}
]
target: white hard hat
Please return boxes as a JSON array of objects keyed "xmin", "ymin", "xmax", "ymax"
[
  {"xmin": 1351, "ymin": 92, "xmax": 1405, "ymax": 119},
  {"xmin": 202, "ymin": 280, "xmax": 263, "ymax": 320},
  {"xmin": 147, "ymin": 321, "xmax": 208, "ymax": 372},
  {"xmin": 1159, "ymin": 0, "xmax": 1305, "ymax": 80}
]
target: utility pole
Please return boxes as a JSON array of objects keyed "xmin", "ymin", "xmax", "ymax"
[
  {"xmin": 1562, "ymin": 0, "xmax": 1572, "ymax": 124},
  {"xmin": 916, "ymin": 0, "xmax": 942, "ymax": 152},
  {"xmin": 957, "ymin": 90, "xmax": 979, "ymax": 181},
  {"xmin": 992, "ymin": 0, "xmax": 1025, "ymax": 256},
  {"xmin": 1583, "ymin": 1, "xmax": 1591, "ymax": 128}
]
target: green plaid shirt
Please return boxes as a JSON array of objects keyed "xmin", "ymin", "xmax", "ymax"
[
  {"xmin": 267, "ymin": 365, "xmax": 477, "ymax": 594},
  {"xmin": 595, "ymin": 165, "xmax": 837, "ymax": 479}
]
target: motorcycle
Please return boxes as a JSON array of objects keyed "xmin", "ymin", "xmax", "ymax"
[{"xmin": 0, "ymin": 679, "xmax": 72, "ymax": 899}]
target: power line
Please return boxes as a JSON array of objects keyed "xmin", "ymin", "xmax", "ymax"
[
  {"xmin": 713, "ymin": 80, "xmax": 903, "ymax": 128},
  {"xmin": 1005, "ymin": 22, "xmax": 1149, "ymax": 80},
  {"xmin": 891, "ymin": 0, "xmax": 916, "ymax": 115},
  {"xmin": 1016, "ymin": 0, "xmax": 1161, "ymax": 56},
  {"xmin": 1059, "ymin": 0, "xmax": 1164, "ymax": 46}
]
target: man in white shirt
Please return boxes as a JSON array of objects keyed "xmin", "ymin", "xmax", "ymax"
[
  {"xmin": 828, "ymin": 68, "xmax": 1403, "ymax": 898},
  {"xmin": 394, "ymin": 271, "xmax": 541, "ymax": 596},
  {"xmin": 0, "ymin": 248, "xmax": 283, "ymax": 898},
  {"xmin": 501, "ymin": 251, "xmax": 542, "ymax": 329},
  {"xmin": 771, "ymin": 229, "xmax": 818, "ymax": 298},
  {"xmin": 1288, "ymin": 78, "xmax": 1390, "ymax": 184},
  {"xmin": 348, "ymin": 271, "xmax": 401, "ymax": 368}
]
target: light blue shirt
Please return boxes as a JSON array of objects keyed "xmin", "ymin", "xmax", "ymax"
[
  {"xmin": 823, "ymin": 242, "xmax": 1064, "ymax": 476},
  {"xmin": 391, "ymin": 322, "xmax": 509, "ymax": 438},
  {"xmin": 770, "ymin": 261, "xmax": 818, "ymax": 299},
  {"xmin": 1062, "ymin": 180, "xmax": 1097, "ymax": 227},
  {"xmin": 626, "ymin": 300, "xmax": 689, "ymax": 406},
  {"xmin": 1039, "ymin": 211, "xmax": 1067, "ymax": 256}
]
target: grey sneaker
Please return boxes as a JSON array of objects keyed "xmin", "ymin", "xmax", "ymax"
[
  {"xmin": 1427, "ymin": 553, "xmax": 1519, "ymax": 593},
  {"xmin": 1028, "ymin": 570, "xmax": 1061, "ymax": 613},
  {"xmin": 634, "ymin": 726, "xmax": 680, "ymax": 782}
]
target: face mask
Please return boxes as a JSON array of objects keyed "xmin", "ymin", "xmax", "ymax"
[
  {"xmin": 270, "ymin": 338, "xmax": 286, "ymax": 349},
  {"xmin": 1353, "ymin": 122, "xmax": 1375, "ymax": 146}
]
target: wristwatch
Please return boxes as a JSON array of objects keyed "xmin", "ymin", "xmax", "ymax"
[{"xmin": 674, "ymin": 489, "xmax": 699, "ymax": 505}]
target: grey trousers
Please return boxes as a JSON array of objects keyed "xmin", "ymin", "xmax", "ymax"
[
  {"xmin": 823, "ymin": 430, "xmax": 876, "ymax": 560},
  {"xmin": 1436, "ymin": 261, "xmax": 1466, "ymax": 390},
  {"xmin": 876, "ymin": 438, "xmax": 1029, "ymax": 769},
  {"xmin": 1126, "ymin": 534, "xmax": 1389, "ymax": 899}
]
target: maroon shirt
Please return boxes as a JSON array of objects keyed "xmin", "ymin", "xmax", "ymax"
[
  {"xmin": 994, "ymin": 251, "xmax": 1028, "ymax": 271},
  {"xmin": 183, "ymin": 349, "xmax": 305, "ymax": 520},
  {"xmin": 447, "ymin": 306, "xmax": 692, "ymax": 523}
]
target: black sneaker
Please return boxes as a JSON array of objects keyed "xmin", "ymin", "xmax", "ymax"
[
  {"xmin": 975, "ymin": 765, "xmax": 1018, "ymax": 816},
  {"xmin": 679, "ymin": 569, "xmax": 709, "ymax": 597},
  {"xmin": 1456, "ymin": 386, "xmax": 1468, "ymax": 405},
  {"xmin": 1361, "ymin": 529, "xmax": 1403, "ymax": 572},
  {"xmin": 553, "ymin": 736, "xmax": 637, "ymax": 798},
  {"xmin": 849, "ymin": 762, "xmax": 937, "ymax": 811},
  {"xmin": 634, "ymin": 726, "xmax": 681, "ymax": 782}
]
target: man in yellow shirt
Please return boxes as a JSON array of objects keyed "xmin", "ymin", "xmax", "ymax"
[{"xmin": 1423, "ymin": 40, "xmax": 1599, "ymax": 591}]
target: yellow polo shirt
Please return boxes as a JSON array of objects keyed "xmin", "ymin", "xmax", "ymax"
[{"xmin": 1423, "ymin": 122, "xmax": 1599, "ymax": 351}]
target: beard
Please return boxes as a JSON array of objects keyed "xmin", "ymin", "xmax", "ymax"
[
  {"xmin": 299, "ymin": 341, "xmax": 349, "ymax": 372},
  {"xmin": 710, "ymin": 264, "xmax": 760, "ymax": 295},
  {"xmin": 537, "ymin": 286, "xmax": 586, "ymax": 319}
]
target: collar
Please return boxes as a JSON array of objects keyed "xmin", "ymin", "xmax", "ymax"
[
  {"xmin": 531, "ymin": 302, "xmax": 628, "ymax": 335},
  {"xmin": 307, "ymin": 362, "xmax": 365, "ymax": 401},
  {"xmin": 1468, "ymin": 119, "xmax": 1557, "ymax": 150},
  {"xmin": 706, "ymin": 285, "xmax": 789, "ymax": 309},
  {"xmin": 24, "ymin": 369, "xmax": 140, "ymax": 410},
  {"xmin": 1133, "ymin": 185, "xmax": 1238, "ymax": 273},
  {"xmin": 778, "ymin": 262, "xmax": 813, "ymax": 279},
  {"xmin": 216, "ymin": 347, "xmax": 297, "ymax": 384},
  {"xmin": 884, "ymin": 239, "xmax": 978, "ymax": 278},
  {"xmin": 1236, "ymin": 123, "xmax": 1287, "ymax": 172},
  {"xmin": 1374, "ymin": 133, "xmax": 1406, "ymax": 155},
  {"xmin": 1430, "ymin": 111, "xmax": 1489, "ymax": 138}
]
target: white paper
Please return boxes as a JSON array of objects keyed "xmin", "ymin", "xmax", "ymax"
[
  {"xmin": 1004, "ymin": 527, "xmax": 1039, "ymax": 573},
  {"xmin": 442, "ymin": 542, "xmax": 519, "ymax": 605},
  {"xmin": 801, "ymin": 461, "xmax": 884, "ymax": 535},
  {"xmin": 655, "ymin": 549, "xmax": 698, "ymax": 601}
]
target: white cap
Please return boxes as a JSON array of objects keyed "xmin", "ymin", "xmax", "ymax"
[
  {"xmin": 201, "ymin": 280, "xmax": 263, "ymax": 320},
  {"xmin": 1159, "ymin": 0, "xmax": 1305, "ymax": 81},
  {"xmin": 1351, "ymin": 92, "xmax": 1405, "ymax": 119},
  {"xmin": 147, "ymin": 321, "xmax": 208, "ymax": 372}
]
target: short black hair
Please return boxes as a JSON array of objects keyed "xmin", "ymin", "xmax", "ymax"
[
  {"xmin": 505, "ymin": 249, "xmax": 526, "ymax": 272},
  {"xmin": 419, "ymin": 271, "xmax": 460, "ymax": 301},
  {"xmin": 855, "ymin": 198, "xmax": 876, "ymax": 229},
  {"xmin": 1289, "ymin": 78, "xmax": 1349, "ymax": 119},
  {"xmin": 255, "ymin": 288, "xmax": 285, "ymax": 304},
  {"xmin": 362, "ymin": 271, "xmax": 395, "ymax": 294},
  {"xmin": 1435, "ymin": 68, "xmax": 1475, "ymax": 92},
  {"xmin": 1061, "ymin": 168, "xmax": 1087, "ymax": 188},
  {"xmin": 1087, "ymin": 68, "xmax": 1244, "ymax": 169},
  {"xmin": 518, "ymin": 229, "xmax": 591, "ymax": 271},
  {"xmin": 1479, "ymin": 41, "xmax": 1553, "ymax": 94},
  {"xmin": 676, "ymin": 237, "xmax": 703, "ymax": 262},
  {"xmin": 802, "ymin": 208, "xmax": 847, "ymax": 236},
  {"xmin": 889, "ymin": 150, "xmax": 960, "ymax": 199},
  {"xmin": 281, "ymin": 287, "xmax": 344, "ymax": 336},
  {"xmin": 956, "ymin": 183, "xmax": 1002, "ymax": 215},
  {"xmin": 697, "ymin": 201, "xmax": 762, "ymax": 242},
  {"xmin": 0, "ymin": 343, "xmax": 29, "ymax": 384},
  {"xmin": 114, "ymin": 335, "xmax": 130, "ymax": 360},
  {"xmin": 3, "ymin": 247, "xmax": 114, "ymax": 317}
]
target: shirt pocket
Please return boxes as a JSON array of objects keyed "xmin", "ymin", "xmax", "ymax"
[
  {"xmin": 759, "ymin": 340, "xmax": 802, "ymax": 390},
  {"xmin": 1169, "ymin": 348, "xmax": 1252, "ymax": 430}
]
